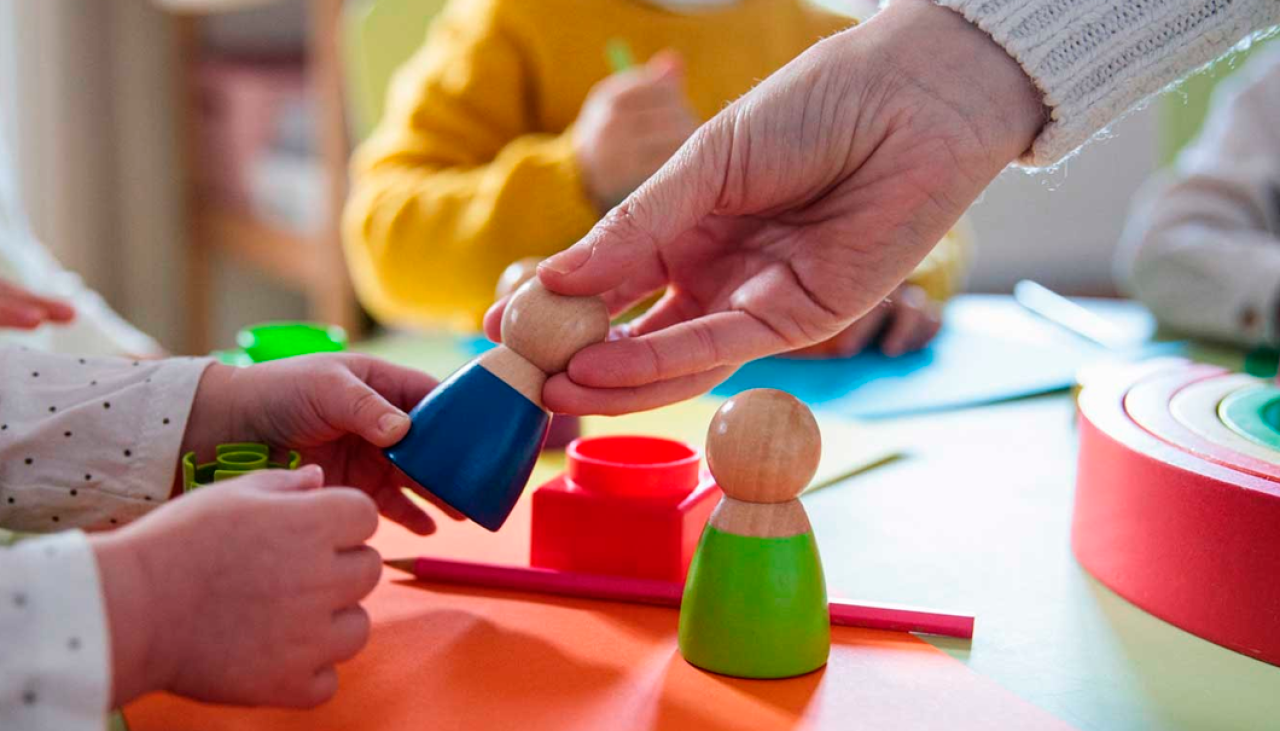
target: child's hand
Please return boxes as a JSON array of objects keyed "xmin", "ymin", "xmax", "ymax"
[
  {"xmin": 94, "ymin": 467, "xmax": 381, "ymax": 708},
  {"xmin": 788, "ymin": 285, "xmax": 943, "ymax": 358},
  {"xmin": 0, "ymin": 278, "xmax": 75, "ymax": 329},
  {"xmin": 186, "ymin": 354, "xmax": 455, "ymax": 534},
  {"xmin": 573, "ymin": 50, "xmax": 699, "ymax": 211}
]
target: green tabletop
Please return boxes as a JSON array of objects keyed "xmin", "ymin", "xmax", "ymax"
[{"xmin": 358, "ymin": 297, "xmax": 1278, "ymax": 731}]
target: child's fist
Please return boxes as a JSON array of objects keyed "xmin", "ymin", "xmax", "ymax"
[
  {"xmin": 0, "ymin": 278, "xmax": 75, "ymax": 329},
  {"xmin": 94, "ymin": 466, "xmax": 382, "ymax": 708},
  {"xmin": 573, "ymin": 50, "xmax": 700, "ymax": 211}
]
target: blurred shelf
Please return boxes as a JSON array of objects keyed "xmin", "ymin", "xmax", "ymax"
[{"xmin": 194, "ymin": 202, "xmax": 314, "ymax": 288}]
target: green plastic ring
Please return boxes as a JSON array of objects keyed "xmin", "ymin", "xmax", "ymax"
[
  {"xmin": 1218, "ymin": 386, "xmax": 1280, "ymax": 451},
  {"xmin": 183, "ymin": 443, "xmax": 303, "ymax": 492}
]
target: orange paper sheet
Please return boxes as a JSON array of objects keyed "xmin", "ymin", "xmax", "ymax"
[
  {"xmin": 126, "ymin": 514, "xmax": 1076, "ymax": 731},
  {"xmin": 126, "ymin": 400, "xmax": 1074, "ymax": 729}
]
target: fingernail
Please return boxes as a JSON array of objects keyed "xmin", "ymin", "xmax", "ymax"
[
  {"xmin": 542, "ymin": 245, "xmax": 591, "ymax": 276},
  {"xmin": 380, "ymin": 413, "xmax": 411, "ymax": 437}
]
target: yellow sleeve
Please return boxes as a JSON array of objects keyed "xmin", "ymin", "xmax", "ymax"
[
  {"xmin": 905, "ymin": 218, "xmax": 974, "ymax": 302},
  {"xmin": 342, "ymin": 0, "xmax": 600, "ymax": 330}
]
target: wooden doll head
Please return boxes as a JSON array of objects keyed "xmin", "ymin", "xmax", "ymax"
[
  {"xmin": 706, "ymin": 389, "xmax": 821, "ymax": 503},
  {"xmin": 501, "ymin": 279, "xmax": 610, "ymax": 374},
  {"xmin": 495, "ymin": 257, "xmax": 544, "ymax": 300}
]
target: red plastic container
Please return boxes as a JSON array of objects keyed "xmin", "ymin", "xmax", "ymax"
[{"xmin": 531, "ymin": 435, "xmax": 721, "ymax": 582}]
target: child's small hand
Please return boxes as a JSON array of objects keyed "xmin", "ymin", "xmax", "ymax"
[
  {"xmin": 94, "ymin": 467, "xmax": 381, "ymax": 708},
  {"xmin": 0, "ymin": 278, "xmax": 75, "ymax": 329},
  {"xmin": 573, "ymin": 50, "xmax": 699, "ymax": 211},
  {"xmin": 186, "ymin": 354, "xmax": 457, "ymax": 534},
  {"xmin": 789, "ymin": 285, "xmax": 943, "ymax": 358}
]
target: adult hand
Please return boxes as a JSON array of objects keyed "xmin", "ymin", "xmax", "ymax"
[
  {"xmin": 94, "ymin": 467, "xmax": 381, "ymax": 708},
  {"xmin": 486, "ymin": 0, "xmax": 1043, "ymax": 415},
  {"xmin": 185, "ymin": 354, "xmax": 458, "ymax": 534},
  {"xmin": 0, "ymin": 278, "xmax": 75, "ymax": 329},
  {"xmin": 788, "ymin": 284, "xmax": 942, "ymax": 358},
  {"xmin": 573, "ymin": 50, "xmax": 700, "ymax": 212}
]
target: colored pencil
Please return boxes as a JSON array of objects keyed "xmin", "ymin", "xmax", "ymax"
[
  {"xmin": 386, "ymin": 556, "xmax": 974, "ymax": 639},
  {"xmin": 606, "ymin": 38, "xmax": 636, "ymax": 73}
]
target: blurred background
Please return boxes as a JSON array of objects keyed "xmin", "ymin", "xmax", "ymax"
[{"xmin": 0, "ymin": 0, "xmax": 1265, "ymax": 355}]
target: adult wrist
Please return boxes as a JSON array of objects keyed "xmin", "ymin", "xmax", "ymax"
[{"xmin": 874, "ymin": 0, "xmax": 1046, "ymax": 169}]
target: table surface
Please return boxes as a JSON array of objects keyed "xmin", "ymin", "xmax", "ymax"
[
  {"xmin": 358, "ymin": 300, "xmax": 1280, "ymax": 731},
  {"xmin": 129, "ymin": 296, "xmax": 1280, "ymax": 730}
]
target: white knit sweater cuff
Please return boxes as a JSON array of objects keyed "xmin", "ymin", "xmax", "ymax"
[{"xmin": 935, "ymin": 0, "xmax": 1280, "ymax": 167}]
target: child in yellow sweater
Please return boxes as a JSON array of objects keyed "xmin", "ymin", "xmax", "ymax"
[{"xmin": 344, "ymin": 0, "xmax": 968, "ymax": 356}]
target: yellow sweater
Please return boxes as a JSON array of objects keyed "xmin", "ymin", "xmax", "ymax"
[{"xmin": 344, "ymin": 0, "xmax": 966, "ymax": 329}]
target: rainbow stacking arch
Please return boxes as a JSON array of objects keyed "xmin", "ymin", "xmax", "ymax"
[{"xmin": 1074, "ymin": 359, "xmax": 1280, "ymax": 666}]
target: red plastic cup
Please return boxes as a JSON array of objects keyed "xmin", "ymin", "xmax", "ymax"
[{"xmin": 566, "ymin": 435, "xmax": 701, "ymax": 500}]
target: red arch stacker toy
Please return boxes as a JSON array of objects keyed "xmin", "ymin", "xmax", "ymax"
[{"xmin": 1074, "ymin": 359, "xmax": 1280, "ymax": 665}]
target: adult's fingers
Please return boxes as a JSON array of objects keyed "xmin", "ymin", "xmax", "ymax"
[
  {"xmin": 564, "ymin": 310, "xmax": 790, "ymax": 389},
  {"xmin": 538, "ymin": 114, "xmax": 733, "ymax": 299},
  {"xmin": 543, "ymin": 365, "xmax": 737, "ymax": 416}
]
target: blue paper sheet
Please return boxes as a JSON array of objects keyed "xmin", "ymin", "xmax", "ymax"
[{"xmin": 462, "ymin": 296, "xmax": 1178, "ymax": 419}]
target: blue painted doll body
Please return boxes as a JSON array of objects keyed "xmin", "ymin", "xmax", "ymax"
[{"xmin": 385, "ymin": 361, "xmax": 549, "ymax": 531}]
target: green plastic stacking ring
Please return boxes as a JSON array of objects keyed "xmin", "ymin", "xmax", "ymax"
[
  {"xmin": 1218, "ymin": 387, "xmax": 1280, "ymax": 451},
  {"xmin": 237, "ymin": 322, "xmax": 347, "ymax": 363},
  {"xmin": 183, "ymin": 443, "xmax": 302, "ymax": 492}
]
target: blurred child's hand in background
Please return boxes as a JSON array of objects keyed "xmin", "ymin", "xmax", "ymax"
[
  {"xmin": 0, "ymin": 278, "xmax": 75, "ymax": 329},
  {"xmin": 788, "ymin": 284, "xmax": 943, "ymax": 358},
  {"xmin": 573, "ymin": 50, "xmax": 699, "ymax": 212},
  {"xmin": 94, "ymin": 467, "xmax": 381, "ymax": 708},
  {"xmin": 186, "ymin": 354, "xmax": 457, "ymax": 535}
]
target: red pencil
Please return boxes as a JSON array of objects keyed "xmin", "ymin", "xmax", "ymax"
[{"xmin": 385, "ymin": 556, "xmax": 974, "ymax": 639}]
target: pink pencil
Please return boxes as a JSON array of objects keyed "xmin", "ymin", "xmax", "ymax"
[{"xmin": 386, "ymin": 556, "xmax": 974, "ymax": 639}]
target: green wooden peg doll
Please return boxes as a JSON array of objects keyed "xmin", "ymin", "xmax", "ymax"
[{"xmin": 679, "ymin": 388, "xmax": 829, "ymax": 679}]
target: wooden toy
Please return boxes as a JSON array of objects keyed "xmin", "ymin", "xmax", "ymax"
[
  {"xmin": 1123, "ymin": 365, "xmax": 1280, "ymax": 480},
  {"xmin": 679, "ymin": 389, "xmax": 830, "ymax": 679},
  {"xmin": 530, "ymin": 435, "xmax": 721, "ymax": 582},
  {"xmin": 1075, "ymin": 360, "xmax": 1280, "ymax": 666},
  {"xmin": 385, "ymin": 280, "xmax": 609, "ymax": 531},
  {"xmin": 1169, "ymin": 374, "xmax": 1280, "ymax": 465},
  {"xmin": 1218, "ymin": 385, "xmax": 1280, "ymax": 449},
  {"xmin": 495, "ymin": 258, "xmax": 580, "ymax": 450},
  {"xmin": 384, "ymin": 556, "xmax": 975, "ymax": 638}
]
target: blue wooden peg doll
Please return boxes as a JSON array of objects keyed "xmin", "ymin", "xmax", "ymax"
[{"xmin": 385, "ymin": 280, "xmax": 609, "ymax": 531}]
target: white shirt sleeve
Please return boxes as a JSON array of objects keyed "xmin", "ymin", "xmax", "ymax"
[
  {"xmin": 0, "ymin": 531, "xmax": 111, "ymax": 731},
  {"xmin": 935, "ymin": 0, "xmax": 1280, "ymax": 166},
  {"xmin": 0, "ymin": 347, "xmax": 211, "ymax": 533},
  {"xmin": 1118, "ymin": 47, "xmax": 1280, "ymax": 347}
]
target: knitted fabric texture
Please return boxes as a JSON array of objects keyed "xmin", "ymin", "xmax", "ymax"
[{"xmin": 936, "ymin": 0, "xmax": 1280, "ymax": 166}]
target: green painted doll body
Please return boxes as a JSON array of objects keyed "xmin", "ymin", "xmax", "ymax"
[
  {"xmin": 679, "ymin": 524, "xmax": 829, "ymax": 678},
  {"xmin": 679, "ymin": 388, "xmax": 830, "ymax": 679}
]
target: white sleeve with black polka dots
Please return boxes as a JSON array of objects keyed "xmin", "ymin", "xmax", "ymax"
[
  {"xmin": 0, "ymin": 348, "xmax": 212, "ymax": 532},
  {"xmin": 0, "ymin": 531, "xmax": 110, "ymax": 731}
]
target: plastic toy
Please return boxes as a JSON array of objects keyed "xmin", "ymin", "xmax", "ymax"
[
  {"xmin": 214, "ymin": 321, "xmax": 347, "ymax": 366},
  {"xmin": 385, "ymin": 280, "xmax": 609, "ymax": 531},
  {"xmin": 182, "ymin": 443, "xmax": 301, "ymax": 492},
  {"xmin": 679, "ymin": 389, "xmax": 830, "ymax": 679},
  {"xmin": 531, "ymin": 435, "xmax": 721, "ymax": 582},
  {"xmin": 1075, "ymin": 359, "xmax": 1280, "ymax": 666},
  {"xmin": 384, "ymin": 556, "xmax": 975, "ymax": 638}
]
